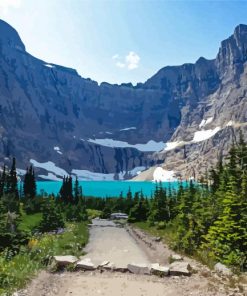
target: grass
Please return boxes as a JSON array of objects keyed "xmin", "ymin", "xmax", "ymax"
[
  {"xmin": 133, "ymin": 221, "xmax": 177, "ymax": 246},
  {"xmin": 86, "ymin": 209, "xmax": 102, "ymax": 219},
  {"xmin": 0, "ymin": 221, "xmax": 89, "ymax": 296}
]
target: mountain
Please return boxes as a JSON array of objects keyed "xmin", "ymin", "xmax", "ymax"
[{"xmin": 0, "ymin": 20, "xmax": 246, "ymax": 181}]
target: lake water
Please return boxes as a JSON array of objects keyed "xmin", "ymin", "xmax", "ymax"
[{"xmin": 36, "ymin": 181, "xmax": 184, "ymax": 198}]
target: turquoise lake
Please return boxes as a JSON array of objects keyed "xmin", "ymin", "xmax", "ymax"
[{"xmin": 36, "ymin": 181, "xmax": 184, "ymax": 198}]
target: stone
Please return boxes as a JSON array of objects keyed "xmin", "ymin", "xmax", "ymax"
[
  {"xmin": 99, "ymin": 260, "xmax": 110, "ymax": 267},
  {"xmin": 150, "ymin": 263, "xmax": 169, "ymax": 276},
  {"xmin": 103, "ymin": 262, "xmax": 115, "ymax": 271},
  {"xmin": 214, "ymin": 263, "xmax": 233, "ymax": 276},
  {"xmin": 114, "ymin": 264, "xmax": 128, "ymax": 273},
  {"xmin": 171, "ymin": 254, "xmax": 183, "ymax": 262},
  {"xmin": 169, "ymin": 262, "xmax": 191, "ymax": 276},
  {"xmin": 127, "ymin": 263, "xmax": 150, "ymax": 275},
  {"xmin": 76, "ymin": 258, "xmax": 97, "ymax": 270},
  {"xmin": 154, "ymin": 236, "xmax": 161, "ymax": 242},
  {"xmin": 53, "ymin": 255, "xmax": 78, "ymax": 266}
]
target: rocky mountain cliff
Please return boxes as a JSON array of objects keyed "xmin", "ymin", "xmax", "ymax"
[{"xmin": 0, "ymin": 20, "xmax": 246, "ymax": 180}]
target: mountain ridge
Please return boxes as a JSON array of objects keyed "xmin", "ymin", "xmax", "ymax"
[{"xmin": 0, "ymin": 20, "xmax": 246, "ymax": 181}]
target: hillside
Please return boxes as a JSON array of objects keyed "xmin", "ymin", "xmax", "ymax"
[{"xmin": 0, "ymin": 20, "xmax": 246, "ymax": 180}]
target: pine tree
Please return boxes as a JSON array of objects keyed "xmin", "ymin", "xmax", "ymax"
[
  {"xmin": 74, "ymin": 176, "xmax": 80, "ymax": 204},
  {"xmin": 0, "ymin": 165, "xmax": 6, "ymax": 197},
  {"xmin": 202, "ymin": 175, "xmax": 247, "ymax": 268},
  {"xmin": 8, "ymin": 157, "xmax": 19, "ymax": 199},
  {"xmin": 128, "ymin": 192, "xmax": 148, "ymax": 222},
  {"xmin": 23, "ymin": 165, "xmax": 36, "ymax": 199},
  {"xmin": 73, "ymin": 196, "xmax": 88, "ymax": 222},
  {"xmin": 39, "ymin": 197, "xmax": 65, "ymax": 232}
]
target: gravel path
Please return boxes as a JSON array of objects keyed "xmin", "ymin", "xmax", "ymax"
[
  {"xmin": 20, "ymin": 220, "xmax": 246, "ymax": 296},
  {"xmin": 84, "ymin": 220, "xmax": 150, "ymax": 266}
]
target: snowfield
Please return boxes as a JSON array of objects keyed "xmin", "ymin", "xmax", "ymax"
[
  {"xmin": 71, "ymin": 166, "xmax": 146, "ymax": 181},
  {"xmin": 30, "ymin": 159, "xmax": 68, "ymax": 177},
  {"xmin": 163, "ymin": 141, "xmax": 184, "ymax": 151},
  {"xmin": 199, "ymin": 117, "xmax": 213, "ymax": 128},
  {"xmin": 153, "ymin": 167, "xmax": 176, "ymax": 182},
  {"xmin": 87, "ymin": 138, "xmax": 165, "ymax": 152},
  {"xmin": 16, "ymin": 168, "xmax": 26, "ymax": 176},
  {"xmin": 192, "ymin": 127, "xmax": 221, "ymax": 142},
  {"xmin": 38, "ymin": 173, "xmax": 62, "ymax": 181},
  {"xmin": 29, "ymin": 159, "xmax": 145, "ymax": 181}
]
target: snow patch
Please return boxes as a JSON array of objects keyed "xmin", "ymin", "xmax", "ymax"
[
  {"xmin": 87, "ymin": 138, "xmax": 165, "ymax": 152},
  {"xmin": 128, "ymin": 166, "xmax": 146, "ymax": 176},
  {"xmin": 16, "ymin": 168, "xmax": 26, "ymax": 176},
  {"xmin": 226, "ymin": 120, "xmax": 234, "ymax": 126},
  {"xmin": 120, "ymin": 127, "xmax": 136, "ymax": 131},
  {"xmin": 44, "ymin": 64, "xmax": 54, "ymax": 68},
  {"xmin": 153, "ymin": 167, "xmax": 176, "ymax": 182},
  {"xmin": 30, "ymin": 159, "xmax": 68, "ymax": 177},
  {"xmin": 192, "ymin": 127, "xmax": 221, "ymax": 142},
  {"xmin": 54, "ymin": 146, "xmax": 63, "ymax": 155},
  {"xmin": 71, "ymin": 166, "xmax": 146, "ymax": 181},
  {"xmin": 163, "ymin": 141, "xmax": 183, "ymax": 151},
  {"xmin": 38, "ymin": 173, "xmax": 62, "ymax": 181},
  {"xmin": 199, "ymin": 117, "xmax": 213, "ymax": 128},
  {"xmin": 71, "ymin": 169, "xmax": 115, "ymax": 181}
]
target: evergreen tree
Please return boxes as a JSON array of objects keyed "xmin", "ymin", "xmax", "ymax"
[
  {"xmin": 23, "ymin": 165, "xmax": 36, "ymax": 199},
  {"xmin": 0, "ymin": 165, "xmax": 6, "ymax": 197},
  {"xmin": 74, "ymin": 176, "xmax": 80, "ymax": 204},
  {"xmin": 59, "ymin": 176, "xmax": 73, "ymax": 204},
  {"xmin": 128, "ymin": 193, "xmax": 148, "ymax": 222},
  {"xmin": 39, "ymin": 197, "xmax": 65, "ymax": 232},
  {"xmin": 8, "ymin": 157, "xmax": 19, "ymax": 199}
]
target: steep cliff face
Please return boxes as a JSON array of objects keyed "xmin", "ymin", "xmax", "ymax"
[
  {"xmin": 135, "ymin": 24, "xmax": 247, "ymax": 181},
  {"xmin": 0, "ymin": 20, "xmax": 246, "ymax": 180},
  {"xmin": 0, "ymin": 20, "xmax": 178, "ymax": 180}
]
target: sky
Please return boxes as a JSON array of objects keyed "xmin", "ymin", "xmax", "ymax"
[{"xmin": 0, "ymin": 0, "xmax": 247, "ymax": 85}]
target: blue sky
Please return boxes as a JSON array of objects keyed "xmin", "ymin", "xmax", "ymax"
[{"xmin": 0, "ymin": 0, "xmax": 247, "ymax": 84}]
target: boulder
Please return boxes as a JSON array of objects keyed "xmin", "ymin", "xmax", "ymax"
[
  {"xmin": 127, "ymin": 263, "xmax": 150, "ymax": 275},
  {"xmin": 150, "ymin": 263, "xmax": 169, "ymax": 276},
  {"xmin": 214, "ymin": 263, "xmax": 233, "ymax": 276},
  {"xmin": 76, "ymin": 258, "xmax": 97, "ymax": 270},
  {"xmin": 169, "ymin": 261, "xmax": 191, "ymax": 276},
  {"xmin": 53, "ymin": 255, "xmax": 78, "ymax": 266},
  {"xmin": 171, "ymin": 254, "xmax": 183, "ymax": 262}
]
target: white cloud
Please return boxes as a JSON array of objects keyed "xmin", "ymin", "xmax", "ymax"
[
  {"xmin": 112, "ymin": 54, "xmax": 119, "ymax": 60},
  {"xmin": 112, "ymin": 51, "xmax": 140, "ymax": 70},
  {"xmin": 116, "ymin": 61, "xmax": 125, "ymax": 68},
  {"xmin": 125, "ymin": 51, "xmax": 140, "ymax": 70},
  {"xmin": 0, "ymin": 0, "xmax": 22, "ymax": 15}
]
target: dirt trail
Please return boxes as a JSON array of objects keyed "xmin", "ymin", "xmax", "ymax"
[
  {"xmin": 19, "ymin": 220, "xmax": 246, "ymax": 296},
  {"xmin": 84, "ymin": 219, "xmax": 150, "ymax": 266}
]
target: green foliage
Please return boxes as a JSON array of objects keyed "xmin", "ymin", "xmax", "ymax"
[
  {"xmin": 38, "ymin": 198, "xmax": 65, "ymax": 233},
  {"xmin": 128, "ymin": 195, "xmax": 148, "ymax": 222},
  {"xmin": 18, "ymin": 213, "xmax": 42, "ymax": 233},
  {"xmin": 0, "ymin": 222, "xmax": 88, "ymax": 295}
]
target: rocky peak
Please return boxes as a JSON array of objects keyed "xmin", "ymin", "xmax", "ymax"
[
  {"xmin": 216, "ymin": 24, "xmax": 247, "ymax": 78},
  {"xmin": 0, "ymin": 20, "xmax": 25, "ymax": 51}
]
